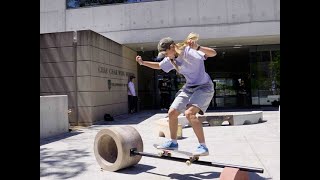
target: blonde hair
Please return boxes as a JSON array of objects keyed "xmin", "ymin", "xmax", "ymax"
[
  {"xmin": 170, "ymin": 32, "xmax": 199, "ymax": 73},
  {"xmin": 175, "ymin": 32, "xmax": 199, "ymax": 56}
]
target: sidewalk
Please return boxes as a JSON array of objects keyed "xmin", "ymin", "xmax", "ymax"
[{"xmin": 40, "ymin": 109, "xmax": 280, "ymax": 180}]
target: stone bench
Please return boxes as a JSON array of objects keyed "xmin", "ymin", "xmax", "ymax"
[
  {"xmin": 178, "ymin": 111, "xmax": 263, "ymax": 126},
  {"xmin": 154, "ymin": 111, "xmax": 263, "ymax": 138},
  {"xmin": 154, "ymin": 118, "xmax": 183, "ymax": 139}
]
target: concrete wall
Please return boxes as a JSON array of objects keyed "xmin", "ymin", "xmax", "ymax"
[
  {"xmin": 64, "ymin": 0, "xmax": 280, "ymax": 48},
  {"xmin": 40, "ymin": 95, "xmax": 68, "ymax": 139},
  {"xmin": 75, "ymin": 30, "xmax": 137, "ymax": 125},
  {"xmin": 40, "ymin": 31, "xmax": 77, "ymax": 123},
  {"xmin": 40, "ymin": 30, "xmax": 137, "ymax": 126},
  {"xmin": 40, "ymin": 0, "xmax": 66, "ymax": 33}
]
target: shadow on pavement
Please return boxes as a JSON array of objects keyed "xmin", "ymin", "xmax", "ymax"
[
  {"xmin": 116, "ymin": 164, "xmax": 156, "ymax": 174},
  {"xmin": 40, "ymin": 131, "xmax": 83, "ymax": 146},
  {"xmin": 40, "ymin": 148, "xmax": 90, "ymax": 179},
  {"xmin": 89, "ymin": 110, "xmax": 166, "ymax": 128},
  {"xmin": 147, "ymin": 171, "xmax": 270, "ymax": 180}
]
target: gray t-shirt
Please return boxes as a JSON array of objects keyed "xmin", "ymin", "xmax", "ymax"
[{"xmin": 159, "ymin": 46, "xmax": 211, "ymax": 86}]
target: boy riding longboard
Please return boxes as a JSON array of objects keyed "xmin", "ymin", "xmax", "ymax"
[{"xmin": 136, "ymin": 33, "xmax": 217, "ymax": 156}]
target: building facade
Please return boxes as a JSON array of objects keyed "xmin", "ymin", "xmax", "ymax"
[{"xmin": 40, "ymin": 0, "xmax": 280, "ymax": 125}]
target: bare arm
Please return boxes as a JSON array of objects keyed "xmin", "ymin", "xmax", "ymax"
[
  {"xmin": 187, "ymin": 39, "xmax": 217, "ymax": 57},
  {"xmin": 198, "ymin": 46, "xmax": 217, "ymax": 57},
  {"xmin": 136, "ymin": 56, "xmax": 161, "ymax": 69}
]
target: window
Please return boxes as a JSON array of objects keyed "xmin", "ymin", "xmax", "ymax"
[{"xmin": 66, "ymin": 0, "xmax": 165, "ymax": 9}]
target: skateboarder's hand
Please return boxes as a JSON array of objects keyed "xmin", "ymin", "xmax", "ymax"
[
  {"xmin": 136, "ymin": 56, "xmax": 144, "ymax": 65},
  {"xmin": 187, "ymin": 39, "xmax": 199, "ymax": 50}
]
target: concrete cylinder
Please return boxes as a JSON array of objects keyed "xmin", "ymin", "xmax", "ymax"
[{"xmin": 94, "ymin": 126, "xmax": 143, "ymax": 171}]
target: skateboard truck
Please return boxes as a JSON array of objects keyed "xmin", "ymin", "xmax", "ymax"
[
  {"xmin": 158, "ymin": 149, "xmax": 172, "ymax": 157},
  {"xmin": 186, "ymin": 156, "xmax": 199, "ymax": 166}
]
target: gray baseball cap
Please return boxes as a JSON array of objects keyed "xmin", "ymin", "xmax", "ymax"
[{"xmin": 157, "ymin": 37, "xmax": 174, "ymax": 59}]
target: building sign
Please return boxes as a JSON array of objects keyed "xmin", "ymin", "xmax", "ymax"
[
  {"xmin": 106, "ymin": 79, "xmax": 128, "ymax": 90},
  {"xmin": 111, "ymin": 82, "xmax": 127, "ymax": 87},
  {"xmin": 98, "ymin": 65, "xmax": 135, "ymax": 90},
  {"xmin": 98, "ymin": 66, "xmax": 134, "ymax": 78}
]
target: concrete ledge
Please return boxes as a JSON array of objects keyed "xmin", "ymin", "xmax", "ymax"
[
  {"xmin": 209, "ymin": 111, "xmax": 263, "ymax": 126},
  {"xmin": 154, "ymin": 118, "xmax": 183, "ymax": 139},
  {"xmin": 40, "ymin": 95, "xmax": 69, "ymax": 139},
  {"xmin": 154, "ymin": 111, "xmax": 263, "ymax": 138},
  {"xmin": 178, "ymin": 111, "xmax": 263, "ymax": 126}
]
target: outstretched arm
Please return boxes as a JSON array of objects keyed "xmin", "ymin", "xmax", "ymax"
[{"xmin": 136, "ymin": 56, "xmax": 161, "ymax": 69}]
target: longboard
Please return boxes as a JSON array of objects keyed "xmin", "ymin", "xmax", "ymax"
[{"xmin": 153, "ymin": 144, "xmax": 200, "ymax": 165}]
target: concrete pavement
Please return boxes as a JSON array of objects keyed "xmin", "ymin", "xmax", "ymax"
[{"xmin": 40, "ymin": 109, "xmax": 280, "ymax": 180}]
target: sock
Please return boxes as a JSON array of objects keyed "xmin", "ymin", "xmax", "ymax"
[
  {"xmin": 171, "ymin": 139, "xmax": 177, "ymax": 143},
  {"xmin": 200, "ymin": 143, "xmax": 207, "ymax": 148}
]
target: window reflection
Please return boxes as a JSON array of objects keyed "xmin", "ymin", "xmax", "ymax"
[{"xmin": 67, "ymin": 0, "xmax": 164, "ymax": 9}]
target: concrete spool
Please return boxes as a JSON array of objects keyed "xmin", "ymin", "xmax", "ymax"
[{"xmin": 94, "ymin": 126, "xmax": 143, "ymax": 171}]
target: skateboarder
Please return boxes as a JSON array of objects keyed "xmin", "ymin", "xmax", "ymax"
[{"xmin": 135, "ymin": 32, "xmax": 217, "ymax": 156}]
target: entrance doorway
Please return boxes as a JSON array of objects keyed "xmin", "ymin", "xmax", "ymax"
[{"xmin": 205, "ymin": 47, "xmax": 251, "ymax": 108}]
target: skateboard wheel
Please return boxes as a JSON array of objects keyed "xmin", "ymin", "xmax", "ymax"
[
  {"xmin": 195, "ymin": 157, "xmax": 199, "ymax": 161},
  {"xmin": 186, "ymin": 160, "xmax": 191, "ymax": 166},
  {"xmin": 158, "ymin": 152, "xmax": 164, "ymax": 156},
  {"xmin": 167, "ymin": 153, "xmax": 172, "ymax": 157}
]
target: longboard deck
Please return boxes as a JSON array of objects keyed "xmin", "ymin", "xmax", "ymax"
[
  {"xmin": 153, "ymin": 144, "xmax": 199, "ymax": 157},
  {"xmin": 153, "ymin": 144, "xmax": 201, "ymax": 165}
]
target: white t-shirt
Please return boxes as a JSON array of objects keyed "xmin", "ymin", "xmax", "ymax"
[{"xmin": 128, "ymin": 81, "xmax": 136, "ymax": 96}]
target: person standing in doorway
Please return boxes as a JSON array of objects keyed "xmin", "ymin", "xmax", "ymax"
[
  {"xmin": 128, "ymin": 75, "xmax": 137, "ymax": 113},
  {"xmin": 158, "ymin": 75, "xmax": 172, "ymax": 111},
  {"xmin": 237, "ymin": 79, "xmax": 247, "ymax": 106}
]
